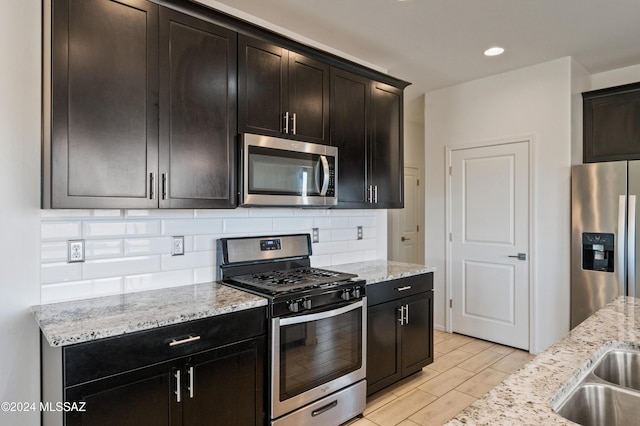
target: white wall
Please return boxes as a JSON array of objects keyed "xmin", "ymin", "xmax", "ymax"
[
  {"xmin": 0, "ymin": 0, "xmax": 41, "ymax": 424},
  {"xmin": 591, "ymin": 63, "xmax": 640, "ymax": 90},
  {"xmin": 425, "ymin": 57, "xmax": 574, "ymax": 354}
]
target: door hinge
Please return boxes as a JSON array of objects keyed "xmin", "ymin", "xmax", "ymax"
[
  {"xmin": 417, "ymin": 179, "xmax": 420, "ymax": 186},
  {"xmin": 449, "ymin": 299, "xmax": 453, "ymax": 308},
  {"xmin": 449, "ymin": 232, "xmax": 452, "ymax": 242},
  {"xmin": 449, "ymin": 166, "xmax": 452, "ymax": 175},
  {"xmin": 416, "ymin": 225, "xmax": 420, "ymax": 232}
]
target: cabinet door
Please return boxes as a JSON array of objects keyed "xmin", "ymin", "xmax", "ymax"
[
  {"xmin": 238, "ymin": 35, "xmax": 288, "ymax": 137},
  {"xmin": 182, "ymin": 337, "xmax": 265, "ymax": 426},
  {"xmin": 584, "ymin": 84, "xmax": 640, "ymax": 163},
  {"xmin": 65, "ymin": 362, "xmax": 179, "ymax": 426},
  {"xmin": 331, "ymin": 68, "xmax": 370, "ymax": 208},
  {"xmin": 370, "ymin": 81, "xmax": 404, "ymax": 208},
  {"xmin": 401, "ymin": 292, "xmax": 434, "ymax": 377},
  {"xmin": 366, "ymin": 300, "xmax": 402, "ymax": 395},
  {"xmin": 159, "ymin": 8, "xmax": 237, "ymax": 208},
  {"xmin": 289, "ymin": 53, "xmax": 330, "ymax": 144},
  {"xmin": 50, "ymin": 0, "xmax": 159, "ymax": 208}
]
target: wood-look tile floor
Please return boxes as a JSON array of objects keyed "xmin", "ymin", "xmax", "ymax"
[{"xmin": 353, "ymin": 330, "xmax": 534, "ymax": 426}]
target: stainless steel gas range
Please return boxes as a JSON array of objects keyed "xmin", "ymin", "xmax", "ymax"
[{"xmin": 217, "ymin": 234, "xmax": 366, "ymax": 426}]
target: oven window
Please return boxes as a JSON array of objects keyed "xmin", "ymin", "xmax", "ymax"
[
  {"xmin": 248, "ymin": 146, "xmax": 322, "ymax": 196},
  {"xmin": 279, "ymin": 307, "xmax": 362, "ymax": 400}
]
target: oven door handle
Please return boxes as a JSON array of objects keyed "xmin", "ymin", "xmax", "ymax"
[{"xmin": 278, "ymin": 299, "xmax": 364, "ymax": 326}]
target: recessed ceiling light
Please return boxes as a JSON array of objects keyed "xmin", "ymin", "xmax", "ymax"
[{"xmin": 484, "ymin": 46, "xmax": 505, "ymax": 57}]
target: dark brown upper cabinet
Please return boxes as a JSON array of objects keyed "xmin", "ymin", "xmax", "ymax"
[
  {"xmin": 159, "ymin": 7, "xmax": 236, "ymax": 208},
  {"xmin": 583, "ymin": 82, "xmax": 640, "ymax": 163},
  {"xmin": 238, "ymin": 34, "xmax": 330, "ymax": 144},
  {"xmin": 331, "ymin": 69, "xmax": 404, "ymax": 209},
  {"xmin": 43, "ymin": 0, "xmax": 236, "ymax": 209}
]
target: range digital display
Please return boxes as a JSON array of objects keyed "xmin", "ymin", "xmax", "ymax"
[{"xmin": 260, "ymin": 239, "xmax": 282, "ymax": 251}]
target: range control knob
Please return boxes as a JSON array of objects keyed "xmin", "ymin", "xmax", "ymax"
[
  {"xmin": 302, "ymin": 298, "xmax": 312, "ymax": 310},
  {"xmin": 287, "ymin": 300, "xmax": 301, "ymax": 313},
  {"xmin": 352, "ymin": 287, "xmax": 361, "ymax": 299},
  {"xmin": 341, "ymin": 289, "xmax": 352, "ymax": 301}
]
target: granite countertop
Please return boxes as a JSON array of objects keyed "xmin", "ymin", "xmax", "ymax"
[
  {"xmin": 33, "ymin": 282, "xmax": 268, "ymax": 347},
  {"xmin": 445, "ymin": 296, "xmax": 640, "ymax": 425},
  {"xmin": 333, "ymin": 260, "xmax": 436, "ymax": 284}
]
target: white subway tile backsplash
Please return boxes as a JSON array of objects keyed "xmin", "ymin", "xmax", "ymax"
[
  {"xmin": 273, "ymin": 217, "xmax": 314, "ymax": 232},
  {"xmin": 41, "ymin": 278, "xmax": 123, "ymax": 304},
  {"xmin": 194, "ymin": 266, "xmax": 215, "ymax": 284},
  {"xmin": 41, "ymin": 221, "xmax": 81, "ymax": 240},
  {"xmin": 124, "ymin": 269, "xmax": 194, "ymax": 293},
  {"xmin": 41, "ymin": 241, "xmax": 68, "ymax": 263},
  {"xmin": 223, "ymin": 217, "xmax": 272, "ymax": 233},
  {"xmin": 85, "ymin": 239, "xmax": 124, "ymax": 259},
  {"xmin": 161, "ymin": 218, "xmax": 223, "ymax": 235},
  {"xmin": 161, "ymin": 250, "xmax": 214, "ymax": 272},
  {"xmin": 194, "ymin": 208, "xmax": 249, "ymax": 218},
  {"xmin": 41, "ymin": 262, "xmax": 83, "ymax": 284},
  {"xmin": 83, "ymin": 256, "xmax": 161, "ymax": 280},
  {"xmin": 83, "ymin": 220, "xmax": 161, "ymax": 238},
  {"xmin": 41, "ymin": 207, "xmax": 384, "ymax": 303},
  {"xmin": 125, "ymin": 209, "xmax": 194, "ymax": 219},
  {"xmin": 124, "ymin": 237, "xmax": 171, "ymax": 256}
]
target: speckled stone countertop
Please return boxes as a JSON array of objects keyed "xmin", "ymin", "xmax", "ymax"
[
  {"xmin": 333, "ymin": 260, "xmax": 436, "ymax": 284},
  {"xmin": 445, "ymin": 296, "xmax": 640, "ymax": 425},
  {"xmin": 33, "ymin": 282, "xmax": 268, "ymax": 347}
]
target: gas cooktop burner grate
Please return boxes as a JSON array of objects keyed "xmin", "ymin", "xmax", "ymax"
[{"xmin": 228, "ymin": 267, "xmax": 356, "ymax": 293}]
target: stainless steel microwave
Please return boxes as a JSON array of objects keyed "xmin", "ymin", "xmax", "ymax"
[{"xmin": 240, "ymin": 134, "xmax": 337, "ymax": 207}]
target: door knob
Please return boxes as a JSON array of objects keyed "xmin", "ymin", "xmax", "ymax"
[
  {"xmin": 401, "ymin": 236, "xmax": 411, "ymax": 241},
  {"xmin": 508, "ymin": 253, "xmax": 527, "ymax": 261}
]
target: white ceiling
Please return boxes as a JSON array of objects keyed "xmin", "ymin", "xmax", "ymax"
[{"xmin": 209, "ymin": 0, "xmax": 640, "ymax": 108}]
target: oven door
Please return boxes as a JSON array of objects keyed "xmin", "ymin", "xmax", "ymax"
[
  {"xmin": 271, "ymin": 298, "xmax": 366, "ymax": 420},
  {"xmin": 242, "ymin": 134, "xmax": 337, "ymax": 206}
]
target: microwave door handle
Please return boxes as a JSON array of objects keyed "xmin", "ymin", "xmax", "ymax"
[{"xmin": 319, "ymin": 155, "xmax": 330, "ymax": 196}]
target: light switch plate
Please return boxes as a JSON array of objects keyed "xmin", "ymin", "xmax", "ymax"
[
  {"xmin": 312, "ymin": 228, "xmax": 319, "ymax": 243},
  {"xmin": 172, "ymin": 236, "xmax": 185, "ymax": 256},
  {"xmin": 357, "ymin": 226, "xmax": 363, "ymax": 240},
  {"xmin": 68, "ymin": 240, "xmax": 85, "ymax": 263}
]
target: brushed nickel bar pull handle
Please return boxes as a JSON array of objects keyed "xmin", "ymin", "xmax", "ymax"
[
  {"xmin": 150, "ymin": 173, "xmax": 156, "ymax": 200},
  {"xmin": 396, "ymin": 286, "xmax": 412, "ymax": 292},
  {"xmin": 283, "ymin": 111, "xmax": 290, "ymax": 134},
  {"xmin": 405, "ymin": 304, "xmax": 409, "ymax": 324},
  {"xmin": 508, "ymin": 253, "xmax": 527, "ymax": 260},
  {"xmin": 162, "ymin": 173, "xmax": 168, "ymax": 200},
  {"xmin": 169, "ymin": 335, "xmax": 201, "ymax": 347},
  {"xmin": 174, "ymin": 369, "xmax": 181, "ymax": 403},
  {"xmin": 374, "ymin": 185, "xmax": 378, "ymax": 203},
  {"xmin": 368, "ymin": 185, "xmax": 373, "ymax": 203},
  {"xmin": 397, "ymin": 306, "xmax": 404, "ymax": 325},
  {"xmin": 292, "ymin": 112, "xmax": 297, "ymax": 135},
  {"xmin": 188, "ymin": 366, "xmax": 194, "ymax": 399}
]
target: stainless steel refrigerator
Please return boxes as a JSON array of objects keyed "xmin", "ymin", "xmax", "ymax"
[{"xmin": 571, "ymin": 161, "xmax": 640, "ymax": 328}]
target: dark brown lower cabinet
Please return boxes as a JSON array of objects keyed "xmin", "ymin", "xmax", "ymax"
[
  {"xmin": 366, "ymin": 273, "xmax": 433, "ymax": 395},
  {"xmin": 42, "ymin": 308, "xmax": 266, "ymax": 426}
]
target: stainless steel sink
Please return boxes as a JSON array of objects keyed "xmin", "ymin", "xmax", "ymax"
[
  {"xmin": 556, "ymin": 383, "xmax": 640, "ymax": 426},
  {"xmin": 553, "ymin": 344, "xmax": 640, "ymax": 425},
  {"xmin": 592, "ymin": 349, "xmax": 640, "ymax": 391}
]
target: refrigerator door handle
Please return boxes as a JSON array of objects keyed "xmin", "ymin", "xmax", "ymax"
[
  {"xmin": 618, "ymin": 195, "xmax": 627, "ymax": 295},
  {"xmin": 628, "ymin": 195, "xmax": 637, "ymax": 297}
]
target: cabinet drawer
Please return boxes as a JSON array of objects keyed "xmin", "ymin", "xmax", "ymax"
[
  {"xmin": 64, "ymin": 307, "xmax": 266, "ymax": 386},
  {"xmin": 367, "ymin": 273, "xmax": 433, "ymax": 306}
]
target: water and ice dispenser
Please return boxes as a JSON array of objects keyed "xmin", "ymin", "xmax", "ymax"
[{"xmin": 582, "ymin": 233, "xmax": 614, "ymax": 272}]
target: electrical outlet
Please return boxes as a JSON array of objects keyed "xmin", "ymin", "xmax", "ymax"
[
  {"xmin": 172, "ymin": 236, "xmax": 185, "ymax": 256},
  {"xmin": 68, "ymin": 240, "xmax": 85, "ymax": 263},
  {"xmin": 357, "ymin": 226, "xmax": 363, "ymax": 240},
  {"xmin": 312, "ymin": 228, "xmax": 319, "ymax": 243}
]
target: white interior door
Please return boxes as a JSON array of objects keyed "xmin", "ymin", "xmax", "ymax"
[
  {"xmin": 449, "ymin": 141, "xmax": 529, "ymax": 350},
  {"xmin": 389, "ymin": 166, "xmax": 422, "ymax": 264}
]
